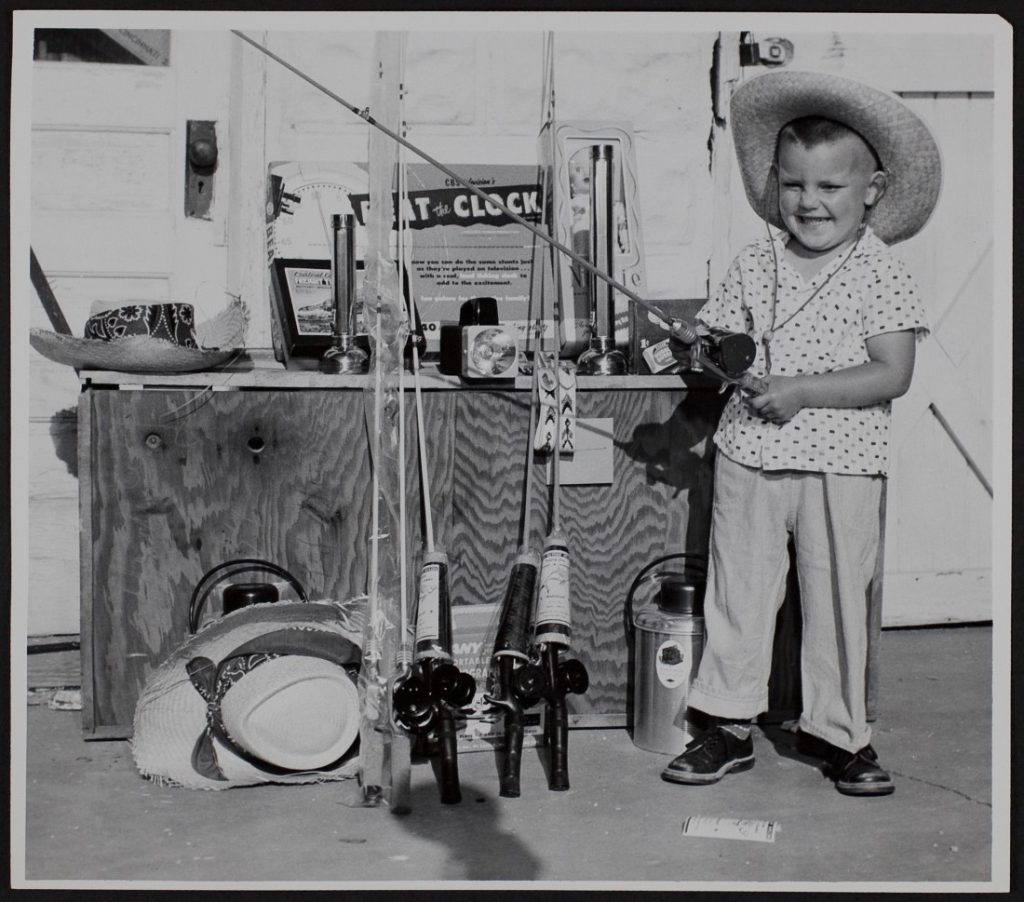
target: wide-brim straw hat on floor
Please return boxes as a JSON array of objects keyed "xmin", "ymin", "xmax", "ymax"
[
  {"xmin": 30, "ymin": 297, "xmax": 247, "ymax": 373},
  {"xmin": 132, "ymin": 600, "xmax": 364, "ymax": 790},
  {"xmin": 730, "ymin": 70, "xmax": 942, "ymax": 244}
]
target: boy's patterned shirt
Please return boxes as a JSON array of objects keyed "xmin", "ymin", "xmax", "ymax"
[{"xmin": 697, "ymin": 226, "xmax": 929, "ymax": 476}]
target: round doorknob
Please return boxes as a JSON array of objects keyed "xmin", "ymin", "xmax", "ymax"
[{"xmin": 188, "ymin": 137, "xmax": 218, "ymax": 169}]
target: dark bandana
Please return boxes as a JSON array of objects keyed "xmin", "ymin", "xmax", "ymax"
[{"xmin": 185, "ymin": 629, "xmax": 360, "ymax": 782}]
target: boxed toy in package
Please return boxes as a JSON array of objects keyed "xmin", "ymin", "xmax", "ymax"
[
  {"xmin": 266, "ymin": 161, "xmax": 371, "ymax": 364},
  {"xmin": 630, "ymin": 297, "xmax": 706, "ymax": 374},
  {"xmin": 538, "ymin": 121, "xmax": 649, "ymax": 358}
]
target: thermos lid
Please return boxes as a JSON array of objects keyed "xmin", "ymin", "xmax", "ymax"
[
  {"xmin": 222, "ymin": 582, "xmax": 279, "ymax": 614},
  {"xmin": 657, "ymin": 576, "xmax": 704, "ymax": 615}
]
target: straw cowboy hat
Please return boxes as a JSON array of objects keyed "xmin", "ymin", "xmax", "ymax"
[
  {"xmin": 132, "ymin": 600, "xmax": 364, "ymax": 790},
  {"xmin": 30, "ymin": 297, "xmax": 247, "ymax": 373},
  {"xmin": 730, "ymin": 70, "xmax": 942, "ymax": 244}
]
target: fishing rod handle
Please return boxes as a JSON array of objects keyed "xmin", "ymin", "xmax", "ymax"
[
  {"xmin": 500, "ymin": 713, "xmax": 525, "ymax": 799},
  {"xmin": 535, "ymin": 537, "xmax": 571, "ymax": 648},
  {"xmin": 414, "ymin": 550, "xmax": 454, "ymax": 661},
  {"xmin": 493, "ymin": 556, "xmax": 539, "ymax": 657},
  {"xmin": 540, "ymin": 644, "xmax": 570, "ymax": 791},
  {"xmin": 546, "ymin": 697, "xmax": 570, "ymax": 792},
  {"xmin": 437, "ymin": 705, "xmax": 463, "ymax": 805}
]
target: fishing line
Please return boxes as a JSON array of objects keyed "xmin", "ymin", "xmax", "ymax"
[{"xmin": 762, "ymin": 220, "xmax": 864, "ymax": 375}]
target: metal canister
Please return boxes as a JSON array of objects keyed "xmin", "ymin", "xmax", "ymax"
[{"xmin": 630, "ymin": 561, "xmax": 706, "ymax": 755}]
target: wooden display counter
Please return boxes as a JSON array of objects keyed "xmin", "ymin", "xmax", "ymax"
[{"xmin": 78, "ymin": 352, "xmax": 729, "ymax": 738}]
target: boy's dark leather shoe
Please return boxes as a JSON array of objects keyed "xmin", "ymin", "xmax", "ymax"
[
  {"xmin": 828, "ymin": 744, "xmax": 895, "ymax": 796},
  {"xmin": 661, "ymin": 726, "xmax": 755, "ymax": 785}
]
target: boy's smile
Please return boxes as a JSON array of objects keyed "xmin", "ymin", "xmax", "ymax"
[{"xmin": 776, "ymin": 133, "xmax": 882, "ymax": 262}]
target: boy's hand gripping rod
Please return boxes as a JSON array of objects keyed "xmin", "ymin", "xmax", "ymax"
[
  {"xmin": 232, "ymin": 31, "xmax": 700, "ymax": 348},
  {"xmin": 691, "ymin": 351, "xmax": 768, "ymax": 396}
]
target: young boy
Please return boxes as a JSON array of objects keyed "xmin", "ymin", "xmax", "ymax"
[{"xmin": 662, "ymin": 71, "xmax": 941, "ymax": 796}]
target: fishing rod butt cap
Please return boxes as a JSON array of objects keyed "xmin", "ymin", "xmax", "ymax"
[
  {"xmin": 513, "ymin": 550, "xmax": 541, "ymax": 570},
  {"xmin": 543, "ymin": 532, "xmax": 568, "ymax": 551},
  {"xmin": 422, "ymin": 549, "xmax": 449, "ymax": 567}
]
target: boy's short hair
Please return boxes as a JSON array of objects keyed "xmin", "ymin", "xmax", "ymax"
[{"xmin": 777, "ymin": 116, "xmax": 883, "ymax": 171}]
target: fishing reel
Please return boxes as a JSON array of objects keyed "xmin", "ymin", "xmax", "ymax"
[
  {"xmin": 687, "ymin": 328, "xmax": 757, "ymax": 378},
  {"xmin": 644, "ymin": 324, "xmax": 757, "ymax": 380},
  {"xmin": 392, "ymin": 660, "xmax": 476, "ymax": 735},
  {"xmin": 508, "ymin": 654, "xmax": 589, "ymax": 708},
  {"xmin": 659, "ymin": 325, "xmax": 756, "ymax": 379}
]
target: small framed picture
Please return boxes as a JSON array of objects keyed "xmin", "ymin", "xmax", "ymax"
[{"xmin": 269, "ymin": 258, "xmax": 364, "ymax": 360}]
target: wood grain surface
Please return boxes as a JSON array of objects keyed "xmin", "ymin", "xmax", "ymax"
[{"xmin": 79, "ymin": 382, "xmax": 770, "ymax": 735}]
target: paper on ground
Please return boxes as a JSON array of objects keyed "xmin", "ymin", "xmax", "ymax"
[{"xmin": 681, "ymin": 816, "xmax": 779, "ymax": 843}]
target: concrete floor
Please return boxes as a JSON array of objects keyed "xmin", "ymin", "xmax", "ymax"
[{"xmin": 16, "ymin": 625, "xmax": 999, "ymax": 890}]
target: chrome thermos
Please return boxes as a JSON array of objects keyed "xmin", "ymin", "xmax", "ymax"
[{"xmin": 629, "ymin": 555, "xmax": 706, "ymax": 755}]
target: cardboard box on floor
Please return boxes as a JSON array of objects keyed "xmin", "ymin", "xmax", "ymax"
[{"xmin": 450, "ymin": 602, "xmax": 544, "ymax": 753}]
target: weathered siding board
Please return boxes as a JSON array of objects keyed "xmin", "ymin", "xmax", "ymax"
[
  {"xmin": 32, "ymin": 63, "xmax": 175, "ymax": 129},
  {"xmin": 31, "ymin": 129, "xmax": 173, "ymax": 213},
  {"xmin": 884, "ymin": 93, "xmax": 994, "ymax": 624},
  {"xmin": 27, "ymin": 36, "xmax": 234, "ymax": 635}
]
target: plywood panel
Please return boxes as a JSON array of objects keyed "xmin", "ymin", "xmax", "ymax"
[
  {"xmin": 882, "ymin": 570, "xmax": 991, "ymax": 626},
  {"xmin": 888, "ymin": 394, "xmax": 992, "ymax": 576},
  {"xmin": 81, "ymin": 383, "xmax": 726, "ymax": 735},
  {"xmin": 446, "ymin": 388, "xmax": 723, "ymax": 719},
  {"xmin": 85, "ymin": 389, "xmax": 375, "ymax": 729}
]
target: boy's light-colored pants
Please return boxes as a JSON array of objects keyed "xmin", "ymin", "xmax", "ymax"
[{"xmin": 687, "ymin": 453, "xmax": 884, "ymax": 753}]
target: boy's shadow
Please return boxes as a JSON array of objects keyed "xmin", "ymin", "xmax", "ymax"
[{"xmin": 617, "ymin": 395, "xmax": 727, "ymax": 497}]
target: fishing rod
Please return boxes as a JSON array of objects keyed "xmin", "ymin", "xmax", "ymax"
[
  {"xmin": 482, "ymin": 38, "xmax": 555, "ymax": 799},
  {"xmin": 357, "ymin": 33, "xmax": 414, "ymax": 814},
  {"xmin": 232, "ymin": 30, "xmax": 698, "ymax": 346},
  {"xmin": 483, "ymin": 332, "xmax": 544, "ymax": 798},
  {"xmin": 533, "ymin": 355, "xmax": 589, "ymax": 792},
  {"xmin": 390, "ymin": 74, "xmax": 475, "ymax": 804}
]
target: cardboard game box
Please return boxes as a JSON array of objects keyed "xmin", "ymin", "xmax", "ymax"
[{"xmin": 351, "ymin": 163, "xmax": 559, "ymax": 355}]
